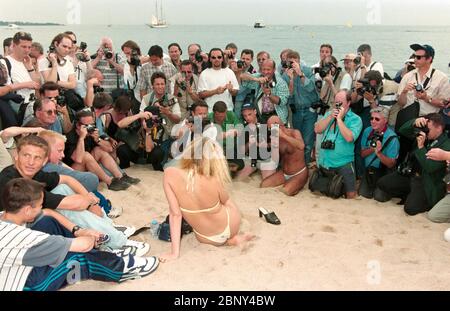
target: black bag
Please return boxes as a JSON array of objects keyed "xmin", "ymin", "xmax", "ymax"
[
  {"xmin": 309, "ymin": 167, "xmax": 345, "ymax": 199},
  {"xmin": 158, "ymin": 215, "xmax": 193, "ymax": 242},
  {"xmin": 395, "ymin": 101, "xmax": 420, "ymax": 133},
  {"xmin": 62, "ymin": 88, "xmax": 85, "ymax": 112}
]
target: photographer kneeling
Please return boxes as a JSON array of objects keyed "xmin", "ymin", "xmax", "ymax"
[
  {"xmin": 376, "ymin": 113, "xmax": 450, "ymax": 215},
  {"xmin": 359, "ymin": 106, "xmax": 399, "ymax": 200},
  {"xmin": 312, "ymin": 90, "xmax": 362, "ymax": 199}
]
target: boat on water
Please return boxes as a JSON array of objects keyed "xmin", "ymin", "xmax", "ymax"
[
  {"xmin": 254, "ymin": 21, "xmax": 265, "ymax": 28},
  {"xmin": 6, "ymin": 24, "xmax": 20, "ymax": 30},
  {"xmin": 147, "ymin": 0, "xmax": 168, "ymax": 28}
]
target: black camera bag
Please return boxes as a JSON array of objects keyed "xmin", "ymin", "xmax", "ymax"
[{"xmin": 309, "ymin": 167, "xmax": 344, "ymax": 199}]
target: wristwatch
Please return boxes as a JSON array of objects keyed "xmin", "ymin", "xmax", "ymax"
[{"xmin": 72, "ymin": 225, "xmax": 82, "ymax": 235}]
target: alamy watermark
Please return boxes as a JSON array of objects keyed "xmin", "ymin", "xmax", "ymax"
[
  {"xmin": 66, "ymin": 0, "xmax": 81, "ymax": 25},
  {"xmin": 366, "ymin": 260, "xmax": 381, "ymax": 285},
  {"xmin": 366, "ymin": 0, "xmax": 381, "ymax": 25}
]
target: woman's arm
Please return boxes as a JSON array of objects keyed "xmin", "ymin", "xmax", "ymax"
[{"xmin": 159, "ymin": 168, "xmax": 183, "ymax": 262}]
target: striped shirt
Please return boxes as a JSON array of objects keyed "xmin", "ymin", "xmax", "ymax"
[
  {"xmin": 95, "ymin": 53, "xmax": 126, "ymax": 95},
  {"xmin": 136, "ymin": 61, "xmax": 178, "ymax": 95}
]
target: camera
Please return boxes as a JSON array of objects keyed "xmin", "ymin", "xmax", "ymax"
[
  {"xmin": 310, "ymin": 100, "xmax": 330, "ymax": 115},
  {"xmin": 194, "ymin": 50, "xmax": 203, "ymax": 62},
  {"xmin": 93, "ymin": 85, "xmax": 104, "ymax": 94},
  {"xmin": 263, "ymin": 81, "xmax": 276, "ymax": 89},
  {"xmin": 144, "ymin": 105, "xmax": 164, "ymax": 128},
  {"xmin": 75, "ymin": 42, "xmax": 90, "ymax": 62},
  {"xmin": 415, "ymin": 84, "xmax": 424, "ymax": 93},
  {"xmin": 353, "ymin": 56, "xmax": 361, "ymax": 66},
  {"xmin": 129, "ymin": 49, "xmax": 141, "ymax": 67},
  {"xmin": 85, "ymin": 124, "xmax": 97, "ymax": 134},
  {"xmin": 177, "ymin": 80, "xmax": 187, "ymax": 91},
  {"xmin": 407, "ymin": 63, "xmax": 415, "ymax": 72},
  {"xmin": 321, "ymin": 140, "xmax": 335, "ymax": 150},
  {"xmin": 103, "ymin": 48, "xmax": 113, "ymax": 59},
  {"xmin": 48, "ymin": 45, "xmax": 56, "ymax": 54},
  {"xmin": 314, "ymin": 64, "xmax": 333, "ymax": 78},
  {"xmin": 356, "ymin": 78, "xmax": 377, "ymax": 96},
  {"xmin": 397, "ymin": 162, "xmax": 414, "ymax": 177},
  {"xmin": 55, "ymin": 89, "xmax": 66, "ymax": 107},
  {"xmin": 237, "ymin": 60, "xmax": 246, "ymax": 69},
  {"xmin": 414, "ymin": 124, "xmax": 429, "ymax": 136},
  {"xmin": 369, "ymin": 131, "xmax": 384, "ymax": 148},
  {"xmin": 157, "ymin": 94, "xmax": 177, "ymax": 108},
  {"xmin": 281, "ymin": 60, "xmax": 293, "ymax": 69}
]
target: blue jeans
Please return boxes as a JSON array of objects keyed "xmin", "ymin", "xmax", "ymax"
[
  {"xmin": 43, "ymin": 163, "xmax": 99, "ymax": 192},
  {"xmin": 291, "ymin": 107, "xmax": 318, "ymax": 164}
]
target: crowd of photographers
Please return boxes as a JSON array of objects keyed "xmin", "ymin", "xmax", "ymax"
[{"xmin": 1, "ymin": 31, "xmax": 450, "ymax": 228}]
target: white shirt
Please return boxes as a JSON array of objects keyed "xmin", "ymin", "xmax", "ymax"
[
  {"xmin": 6, "ymin": 56, "xmax": 34, "ymax": 102},
  {"xmin": 38, "ymin": 56, "xmax": 75, "ymax": 82},
  {"xmin": 197, "ymin": 67, "xmax": 239, "ymax": 112}
]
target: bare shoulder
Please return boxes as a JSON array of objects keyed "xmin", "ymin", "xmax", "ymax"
[{"xmin": 164, "ymin": 167, "xmax": 183, "ymax": 179}]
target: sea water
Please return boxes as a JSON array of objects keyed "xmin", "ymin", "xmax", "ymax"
[{"xmin": 1, "ymin": 24, "xmax": 449, "ymax": 76}]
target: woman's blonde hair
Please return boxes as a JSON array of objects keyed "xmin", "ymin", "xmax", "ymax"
[{"xmin": 179, "ymin": 137, "xmax": 231, "ymax": 188}]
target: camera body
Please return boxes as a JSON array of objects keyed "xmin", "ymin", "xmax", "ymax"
[
  {"xmin": 194, "ymin": 50, "xmax": 203, "ymax": 62},
  {"xmin": 177, "ymin": 80, "xmax": 187, "ymax": 91},
  {"xmin": 85, "ymin": 124, "xmax": 97, "ymax": 134},
  {"xmin": 414, "ymin": 124, "xmax": 430, "ymax": 137},
  {"xmin": 314, "ymin": 64, "xmax": 333, "ymax": 78},
  {"xmin": 263, "ymin": 81, "xmax": 276, "ymax": 89},
  {"xmin": 357, "ymin": 78, "xmax": 377, "ymax": 96},
  {"xmin": 236, "ymin": 60, "xmax": 246, "ymax": 69},
  {"xmin": 103, "ymin": 48, "xmax": 113, "ymax": 59},
  {"xmin": 415, "ymin": 84, "xmax": 424, "ymax": 92},
  {"xmin": 310, "ymin": 100, "xmax": 330, "ymax": 115},
  {"xmin": 129, "ymin": 50, "xmax": 141, "ymax": 67},
  {"xmin": 48, "ymin": 45, "xmax": 56, "ymax": 54},
  {"xmin": 353, "ymin": 56, "xmax": 361, "ymax": 66},
  {"xmin": 321, "ymin": 140, "xmax": 335, "ymax": 150},
  {"xmin": 93, "ymin": 85, "xmax": 104, "ymax": 94},
  {"xmin": 281, "ymin": 60, "xmax": 293, "ymax": 69},
  {"xmin": 144, "ymin": 105, "xmax": 164, "ymax": 128},
  {"xmin": 369, "ymin": 131, "xmax": 384, "ymax": 148}
]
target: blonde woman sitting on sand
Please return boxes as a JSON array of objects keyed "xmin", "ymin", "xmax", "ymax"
[{"xmin": 160, "ymin": 137, "xmax": 253, "ymax": 262}]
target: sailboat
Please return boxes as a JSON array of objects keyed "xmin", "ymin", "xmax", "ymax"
[{"xmin": 147, "ymin": 0, "xmax": 168, "ymax": 28}]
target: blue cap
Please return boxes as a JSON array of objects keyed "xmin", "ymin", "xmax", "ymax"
[{"xmin": 410, "ymin": 44, "xmax": 435, "ymax": 59}]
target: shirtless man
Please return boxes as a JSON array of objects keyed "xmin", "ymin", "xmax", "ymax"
[{"xmin": 260, "ymin": 115, "xmax": 308, "ymax": 196}]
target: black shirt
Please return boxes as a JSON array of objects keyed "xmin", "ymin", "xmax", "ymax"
[
  {"xmin": 0, "ymin": 165, "xmax": 65, "ymax": 211},
  {"xmin": 64, "ymin": 128, "xmax": 97, "ymax": 167}
]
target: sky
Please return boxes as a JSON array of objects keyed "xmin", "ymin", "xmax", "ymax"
[{"xmin": 1, "ymin": 0, "xmax": 450, "ymax": 26}]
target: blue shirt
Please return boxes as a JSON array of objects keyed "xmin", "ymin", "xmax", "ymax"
[
  {"xmin": 282, "ymin": 65, "xmax": 320, "ymax": 109},
  {"xmin": 361, "ymin": 126, "xmax": 399, "ymax": 168},
  {"xmin": 49, "ymin": 117, "xmax": 64, "ymax": 134},
  {"xmin": 318, "ymin": 110, "xmax": 362, "ymax": 169}
]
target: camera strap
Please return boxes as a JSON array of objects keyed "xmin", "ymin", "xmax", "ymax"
[
  {"xmin": 415, "ymin": 68, "xmax": 435, "ymax": 90},
  {"xmin": 115, "ymin": 54, "xmax": 120, "ymax": 89}
]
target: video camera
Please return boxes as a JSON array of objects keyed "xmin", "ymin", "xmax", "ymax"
[{"xmin": 356, "ymin": 78, "xmax": 378, "ymax": 96}]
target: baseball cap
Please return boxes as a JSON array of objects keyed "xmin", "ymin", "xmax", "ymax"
[
  {"xmin": 410, "ymin": 44, "xmax": 435, "ymax": 59},
  {"xmin": 241, "ymin": 102, "xmax": 256, "ymax": 111},
  {"xmin": 341, "ymin": 53, "xmax": 357, "ymax": 61}
]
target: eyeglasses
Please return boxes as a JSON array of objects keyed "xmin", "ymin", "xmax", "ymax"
[
  {"xmin": 210, "ymin": 56, "xmax": 223, "ymax": 60},
  {"xmin": 42, "ymin": 109, "xmax": 58, "ymax": 116},
  {"xmin": 370, "ymin": 117, "xmax": 381, "ymax": 122},
  {"xmin": 413, "ymin": 54, "xmax": 426, "ymax": 60}
]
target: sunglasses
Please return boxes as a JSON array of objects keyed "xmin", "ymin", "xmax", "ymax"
[
  {"xmin": 43, "ymin": 109, "xmax": 58, "ymax": 116},
  {"xmin": 413, "ymin": 54, "xmax": 427, "ymax": 60},
  {"xmin": 370, "ymin": 117, "xmax": 381, "ymax": 121},
  {"xmin": 210, "ymin": 56, "xmax": 223, "ymax": 60}
]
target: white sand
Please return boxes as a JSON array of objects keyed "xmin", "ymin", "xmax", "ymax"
[{"xmin": 68, "ymin": 166, "xmax": 450, "ymax": 291}]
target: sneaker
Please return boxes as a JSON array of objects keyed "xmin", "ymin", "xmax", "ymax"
[
  {"xmin": 120, "ymin": 174, "xmax": 141, "ymax": 185},
  {"xmin": 125, "ymin": 239, "xmax": 150, "ymax": 257},
  {"xmin": 114, "ymin": 224, "xmax": 136, "ymax": 238},
  {"xmin": 108, "ymin": 177, "xmax": 130, "ymax": 191},
  {"xmin": 107, "ymin": 205, "xmax": 123, "ymax": 219},
  {"xmin": 102, "ymin": 245, "xmax": 136, "ymax": 257},
  {"xmin": 120, "ymin": 256, "xmax": 159, "ymax": 282}
]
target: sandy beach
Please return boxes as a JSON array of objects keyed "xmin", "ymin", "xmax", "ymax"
[{"xmin": 67, "ymin": 165, "xmax": 450, "ymax": 291}]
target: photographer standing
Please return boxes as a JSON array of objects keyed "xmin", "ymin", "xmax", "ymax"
[
  {"xmin": 38, "ymin": 33, "xmax": 76, "ymax": 90},
  {"xmin": 376, "ymin": 113, "xmax": 450, "ymax": 215},
  {"xmin": 282, "ymin": 50, "xmax": 320, "ymax": 164},
  {"xmin": 91, "ymin": 37, "xmax": 125, "ymax": 95},
  {"xmin": 170, "ymin": 60, "xmax": 200, "ymax": 120},
  {"xmin": 359, "ymin": 107, "xmax": 399, "ymax": 200},
  {"xmin": 240, "ymin": 59, "xmax": 290, "ymax": 125},
  {"xmin": 314, "ymin": 91, "xmax": 362, "ymax": 199}
]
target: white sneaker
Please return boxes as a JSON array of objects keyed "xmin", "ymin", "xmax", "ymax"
[
  {"xmin": 120, "ymin": 255, "xmax": 159, "ymax": 282},
  {"xmin": 108, "ymin": 205, "xmax": 123, "ymax": 219},
  {"xmin": 114, "ymin": 225, "xmax": 136, "ymax": 238},
  {"xmin": 125, "ymin": 239, "xmax": 150, "ymax": 257}
]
